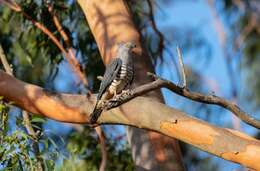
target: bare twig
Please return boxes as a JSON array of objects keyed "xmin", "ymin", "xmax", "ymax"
[
  {"xmin": 0, "ymin": 46, "xmax": 13, "ymax": 75},
  {"xmin": 0, "ymin": 0, "xmax": 21, "ymax": 11},
  {"xmin": 0, "ymin": 44, "xmax": 43, "ymax": 170},
  {"xmin": 95, "ymin": 126, "xmax": 107, "ymax": 171},
  {"xmin": 176, "ymin": 46, "xmax": 186, "ymax": 87},
  {"xmin": 47, "ymin": 4, "xmax": 88, "ymax": 87},
  {"xmin": 2, "ymin": 0, "xmax": 88, "ymax": 87},
  {"xmin": 102, "ymin": 72, "xmax": 260, "ymax": 129}
]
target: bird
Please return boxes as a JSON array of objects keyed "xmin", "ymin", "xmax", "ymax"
[{"xmin": 89, "ymin": 42, "xmax": 136, "ymax": 124}]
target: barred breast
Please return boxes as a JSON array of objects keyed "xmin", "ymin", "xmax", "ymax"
[{"xmin": 108, "ymin": 63, "xmax": 133, "ymax": 95}]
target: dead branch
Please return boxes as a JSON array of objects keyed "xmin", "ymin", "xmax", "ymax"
[
  {"xmin": 176, "ymin": 47, "xmax": 186, "ymax": 87},
  {"xmin": 103, "ymin": 72, "xmax": 260, "ymax": 129}
]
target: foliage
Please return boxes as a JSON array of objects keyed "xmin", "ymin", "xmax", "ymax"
[
  {"xmin": 56, "ymin": 129, "xmax": 134, "ymax": 171},
  {"xmin": 0, "ymin": 98, "xmax": 58, "ymax": 170}
]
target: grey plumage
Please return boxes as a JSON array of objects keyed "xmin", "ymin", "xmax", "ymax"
[{"xmin": 90, "ymin": 42, "xmax": 136, "ymax": 124}]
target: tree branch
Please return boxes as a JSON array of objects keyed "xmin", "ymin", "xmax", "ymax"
[
  {"xmin": 103, "ymin": 72, "xmax": 260, "ymax": 129},
  {"xmin": 176, "ymin": 47, "xmax": 186, "ymax": 87},
  {"xmin": 2, "ymin": 0, "xmax": 88, "ymax": 87},
  {"xmin": 95, "ymin": 126, "xmax": 107, "ymax": 171},
  {"xmin": 1, "ymin": 70, "xmax": 260, "ymax": 170},
  {"xmin": 47, "ymin": 3, "xmax": 89, "ymax": 87}
]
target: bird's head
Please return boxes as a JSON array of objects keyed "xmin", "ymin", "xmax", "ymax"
[{"xmin": 117, "ymin": 42, "xmax": 137, "ymax": 53}]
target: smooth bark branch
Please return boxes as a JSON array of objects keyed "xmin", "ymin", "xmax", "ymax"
[{"xmin": 1, "ymin": 70, "xmax": 260, "ymax": 170}]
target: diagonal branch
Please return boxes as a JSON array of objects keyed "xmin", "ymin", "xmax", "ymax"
[
  {"xmin": 1, "ymin": 0, "xmax": 88, "ymax": 87},
  {"xmin": 103, "ymin": 72, "xmax": 260, "ymax": 129},
  {"xmin": 47, "ymin": 4, "xmax": 89, "ymax": 87}
]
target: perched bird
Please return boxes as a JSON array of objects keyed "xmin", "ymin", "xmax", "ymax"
[{"xmin": 89, "ymin": 42, "xmax": 136, "ymax": 124}]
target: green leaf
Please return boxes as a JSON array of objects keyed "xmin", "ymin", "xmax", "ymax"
[{"xmin": 31, "ymin": 117, "xmax": 46, "ymax": 123}]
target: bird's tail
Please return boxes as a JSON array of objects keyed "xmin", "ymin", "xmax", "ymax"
[{"xmin": 89, "ymin": 102, "xmax": 103, "ymax": 124}]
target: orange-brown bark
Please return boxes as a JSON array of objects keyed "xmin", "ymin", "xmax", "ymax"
[
  {"xmin": 1, "ymin": 70, "xmax": 260, "ymax": 170},
  {"xmin": 77, "ymin": 0, "xmax": 184, "ymax": 170},
  {"xmin": 0, "ymin": 70, "xmax": 91, "ymax": 123}
]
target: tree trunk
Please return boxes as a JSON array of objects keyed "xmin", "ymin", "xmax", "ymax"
[{"xmin": 77, "ymin": 0, "xmax": 185, "ymax": 170}]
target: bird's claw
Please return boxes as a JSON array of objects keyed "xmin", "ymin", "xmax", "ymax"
[{"xmin": 121, "ymin": 89, "xmax": 132, "ymax": 97}]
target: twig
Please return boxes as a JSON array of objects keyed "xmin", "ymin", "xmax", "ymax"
[
  {"xmin": 47, "ymin": 4, "xmax": 88, "ymax": 87},
  {"xmin": 95, "ymin": 126, "xmax": 107, "ymax": 171},
  {"xmin": 176, "ymin": 46, "xmax": 186, "ymax": 87},
  {"xmin": 0, "ymin": 0, "xmax": 21, "ymax": 12},
  {"xmin": 102, "ymin": 72, "xmax": 260, "ymax": 129},
  {"xmin": 2, "ymin": 0, "xmax": 88, "ymax": 87},
  {"xmin": 0, "ymin": 44, "xmax": 43, "ymax": 170},
  {"xmin": 0, "ymin": 46, "xmax": 13, "ymax": 75}
]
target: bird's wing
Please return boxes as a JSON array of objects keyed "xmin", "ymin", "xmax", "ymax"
[{"xmin": 97, "ymin": 58, "xmax": 122, "ymax": 100}]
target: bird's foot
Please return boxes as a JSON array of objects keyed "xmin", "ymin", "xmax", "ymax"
[
  {"xmin": 112, "ymin": 89, "xmax": 132, "ymax": 101},
  {"xmin": 99, "ymin": 100, "xmax": 108, "ymax": 108},
  {"xmin": 121, "ymin": 89, "xmax": 132, "ymax": 97}
]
